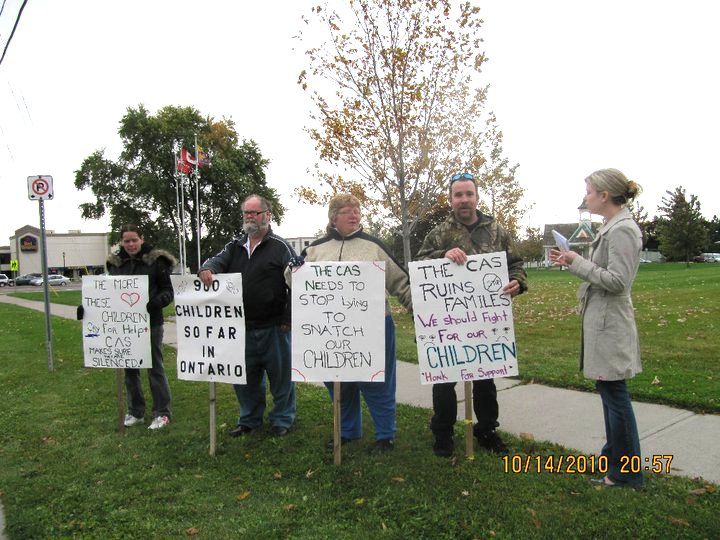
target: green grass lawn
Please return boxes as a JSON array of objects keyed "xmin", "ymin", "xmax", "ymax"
[
  {"xmin": 1, "ymin": 284, "xmax": 719, "ymax": 538},
  {"xmin": 396, "ymin": 262, "xmax": 720, "ymax": 413},
  {"xmin": 12, "ymin": 262, "xmax": 720, "ymax": 413}
]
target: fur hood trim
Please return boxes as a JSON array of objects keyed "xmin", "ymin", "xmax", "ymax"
[{"xmin": 107, "ymin": 247, "xmax": 177, "ymax": 268}]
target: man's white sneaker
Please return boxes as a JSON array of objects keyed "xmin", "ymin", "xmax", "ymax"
[
  {"xmin": 124, "ymin": 414, "xmax": 144, "ymax": 427},
  {"xmin": 148, "ymin": 416, "xmax": 170, "ymax": 430}
]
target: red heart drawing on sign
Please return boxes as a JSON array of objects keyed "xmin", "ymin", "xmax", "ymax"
[{"xmin": 121, "ymin": 292, "xmax": 140, "ymax": 307}]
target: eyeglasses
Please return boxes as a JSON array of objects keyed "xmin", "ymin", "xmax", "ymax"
[
  {"xmin": 242, "ymin": 210, "xmax": 267, "ymax": 217},
  {"xmin": 451, "ymin": 172, "xmax": 475, "ymax": 183}
]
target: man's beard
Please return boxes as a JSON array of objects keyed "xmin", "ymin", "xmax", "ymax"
[{"xmin": 243, "ymin": 221, "xmax": 266, "ymax": 236}]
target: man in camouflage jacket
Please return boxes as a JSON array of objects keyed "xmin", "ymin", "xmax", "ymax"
[{"xmin": 416, "ymin": 173, "xmax": 528, "ymax": 457}]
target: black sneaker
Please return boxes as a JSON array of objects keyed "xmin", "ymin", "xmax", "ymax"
[
  {"xmin": 325, "ymin": 437, "xmax": 352, "ymax": 450},
  {"xmin": 476, "ymin": 430, "xmax": 508, "ymax": 454},
  {"xmin": 368, "ymin": 438, "xmax": 394, "ymax": 454},
  {"xmin": 432, "ymin": 437, "xmax": 454, "ymax": 457},
  {"xmin": 229, "ymin": 424, "xmax": 253, "ymax": 437}
]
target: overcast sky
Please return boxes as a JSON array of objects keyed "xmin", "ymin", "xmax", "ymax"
[{"xmin": 1, "ymin": 0, "xmax": 718, "ymax": 247}]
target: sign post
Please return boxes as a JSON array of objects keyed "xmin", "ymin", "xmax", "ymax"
[{"xmin": 28, "ymin": 175, "xmax": 55, "ymax": 372}]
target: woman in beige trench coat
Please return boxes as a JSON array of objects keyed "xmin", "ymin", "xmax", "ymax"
[{"xmin": 551, "ymin": 168, "xmax": 644, "ymax": 489}]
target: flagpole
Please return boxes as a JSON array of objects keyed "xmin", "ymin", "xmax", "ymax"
[
  {"xmin": 180, "ymin": 172, "xmax": 187, "ymax": 273},
  {"xmin": 195, "ymin": 133, "xmax": 217, "ymax": 458},
  {"xmin": 180, "ymin": 173, "xmax": 189, "ymax": 272},
  {"xmin": 173, "ymin": 145, "xmax": 186, "ymax": 274},
  {"xmin": 194, "ymin": 133, "xmax": 201, "ymax": 271}
]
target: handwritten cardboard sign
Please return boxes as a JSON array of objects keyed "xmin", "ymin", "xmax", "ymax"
[
  {"xmin": 409, "ymin": 252, "xmax": 519, "ymax": 385},
  {"xmin": 291, "ymin": 261, "xmax": 385, "ymax": 382},
  {"xmin": 171, "ymin": 274, "xmax": 246, "ymax": 384},
  {"xmin": 81, "ymin": 275, "xmax": 151, "ymax": 369}
]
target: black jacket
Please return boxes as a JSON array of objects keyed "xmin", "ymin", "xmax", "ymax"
[
  {"xmin": 106, "ymin": 244, "xmax": 177, "ymax": 327},
  {"xmin": 199, "ymin": 228, "xmax": 296, "ymax": 329}
]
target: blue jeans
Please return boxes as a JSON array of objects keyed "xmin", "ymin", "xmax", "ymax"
[
  {"xmin": 596, "ymin": 380, "xmax": 644, "ymax": 488},
  {"xmin": 233, "ymin": 326, "xmax": 296, "ymax": 429},
  {"xmin": 325, "ymin": 316, "xmax": 397, "ymax": 441},
  {"xmin": 125, "ymin": 325, "xmax": 172, "ymax": 419}
]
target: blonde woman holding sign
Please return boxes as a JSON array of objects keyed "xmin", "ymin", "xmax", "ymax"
[{"xmin": 290, "ymin": 194, "xmax": 413, "ymax": 454}]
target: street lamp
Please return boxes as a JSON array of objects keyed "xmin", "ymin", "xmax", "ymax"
[{"xmin": 62, "ymin": 251, "xmax": 66, "ymax": 269}]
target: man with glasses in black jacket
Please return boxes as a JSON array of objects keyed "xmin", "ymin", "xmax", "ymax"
[{"xmin": 199, "ymin": 194, "xmax": 297, "ymax": 438}]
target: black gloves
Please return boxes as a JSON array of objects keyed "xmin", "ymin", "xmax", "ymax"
[
  {"xmin": 288, "ymin": 255, "xmax": 305, "ymax": 268},
  {"xmin": 147, "ymin": 291, "xmax": 172, "ymax": 311}
]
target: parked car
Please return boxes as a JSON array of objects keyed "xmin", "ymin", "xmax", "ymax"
[
  {"xmin": 639, "ymin": 258, "xmax": 652, "ymax": 264},
  {"xmin": 31, "ymin": 274, "xmax": 71, "ymax": 287},
  {"xmin": 14, "ymin": 273, "xmax": 41, "ymax": 286},
  {"xmin": 0, "ymin": 273, "xmax": 12, "ymax": 287}
]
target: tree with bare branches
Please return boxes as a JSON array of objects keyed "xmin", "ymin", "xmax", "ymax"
[{"xmin": 297, "ymin": 0, "xmax": 525, "ymax": 264}]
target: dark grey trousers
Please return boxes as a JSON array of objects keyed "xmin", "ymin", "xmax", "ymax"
[{"xmin": 125, "ymin": 325, "xmax": 172, "ymax": 419}]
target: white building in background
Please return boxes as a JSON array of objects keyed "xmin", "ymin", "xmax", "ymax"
[
  {"xmin": 6, "ymin": 225, "xmax": 109, "ymax": 278},
  {"xmin": 1, "ymin": 229, "xmax": 321, "ymax": 279},
  {"xmin": 285, "ymin": 236, "xmax": 319, "ymax": 254}
]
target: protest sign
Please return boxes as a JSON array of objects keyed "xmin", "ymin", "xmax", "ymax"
[
  {"xmin": 81, "ymin": 275, "xmax": 151, "ymax": 369},
  {"xmin": 171, "ymin": 274, "xmax": 246, "ymax": 384},
  {"xmin": 291, "ymin": 261, "xmax": 385, "ymax": 382},
  {"xmin": 409, "ymin": 252, "xmax": 519, "ymax": 385}
]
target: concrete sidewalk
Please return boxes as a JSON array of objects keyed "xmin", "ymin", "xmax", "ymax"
[
  {"xmin": 392, "ymin": 361, "xmax": 720, "ymax": 484},
  {"xmin": 1, "ymin": 294, "xmax": 718, "ymax": 488}
]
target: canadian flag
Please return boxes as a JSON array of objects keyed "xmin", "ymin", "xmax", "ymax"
[
  {"xmin": 176, "ymin": 159, "xmax": 193, "ymax": 174},
  {"xmin": 181, "ymin": 147, "xmax": 197, "ymax": 165}
]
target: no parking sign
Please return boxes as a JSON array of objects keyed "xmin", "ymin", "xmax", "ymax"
[{"xmin": 27, "ymin": 175, "xmax": 54, "ymax": 200}]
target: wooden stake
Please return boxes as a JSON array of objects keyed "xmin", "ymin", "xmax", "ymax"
[
  {"xmin": 209, "ymin": 382, "xmax": 216, "ymax": 456},
  {"xmin": 464, "ymin": 381, "xmax": 473, "ymax": 459},
  {"xmin": 116, "ymin": 369, "xmax": 126, "ymax": 434},
  {"xmin": 333, "ymin": 381, "xmax": 341, "ymax": 465}
]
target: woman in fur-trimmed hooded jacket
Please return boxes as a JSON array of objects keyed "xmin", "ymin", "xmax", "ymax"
[{"xmin": 106, "ymin": 224, "xmax": 177, "ymax": 431}]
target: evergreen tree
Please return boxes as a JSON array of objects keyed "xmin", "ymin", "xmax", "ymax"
[{"xmin": 656, "ymin": 187, "xmax": 707, "ymax": 264}]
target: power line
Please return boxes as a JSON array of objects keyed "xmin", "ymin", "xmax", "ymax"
[
  {"xmin": 0, "ymin": 0, "xmax": 29, "ymax": 68},
  {"xmin": 0, "ymin": 0, "xmax": 8, "ymax": 50}
]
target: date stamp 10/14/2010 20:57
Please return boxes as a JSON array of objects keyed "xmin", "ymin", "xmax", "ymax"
[{"xmin": 502, "ymin": 454, "xmax": 674, "ymax": 475}]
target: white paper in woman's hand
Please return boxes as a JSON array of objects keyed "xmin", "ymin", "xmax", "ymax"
[{"xmin": 551, "ymin": 229, "xmax": 570, "ymax": 252}]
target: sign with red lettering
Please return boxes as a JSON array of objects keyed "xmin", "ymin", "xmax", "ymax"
[{"xmin": 81, "ymin": 275, "xmax": 151, "ymax": 369}]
